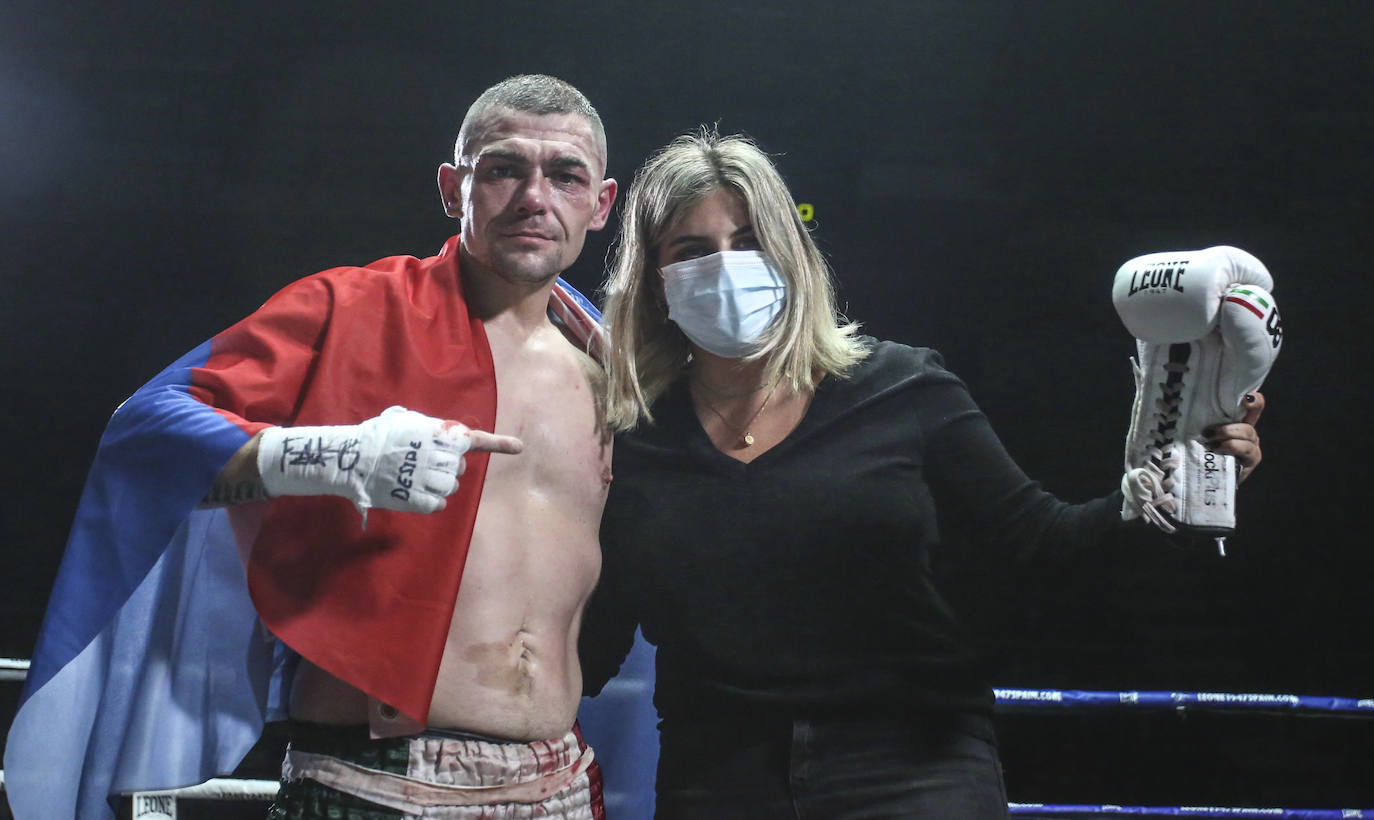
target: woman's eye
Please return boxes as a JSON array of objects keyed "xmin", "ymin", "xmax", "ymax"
[{"xmin": 734, "ymin": 235, "xmax": 761, "ymax": 251}]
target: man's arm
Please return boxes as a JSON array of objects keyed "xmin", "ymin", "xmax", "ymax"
[
  {"xmin": 200, "ymin": 433, "xmax": 268, "ymax": 507},
  {"xmin": 199, "ymin": 410, "xmax": 523, "ymax": 515}
]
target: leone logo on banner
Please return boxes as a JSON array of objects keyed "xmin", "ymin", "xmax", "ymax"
[{"xmin": 132, "ymin": 793, "xmax": 177, "ymax": 820}]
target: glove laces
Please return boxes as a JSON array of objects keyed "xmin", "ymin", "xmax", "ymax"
[{"xmin": 1123, "ymin": 346, "xmax": 1190, "ymax": 535}]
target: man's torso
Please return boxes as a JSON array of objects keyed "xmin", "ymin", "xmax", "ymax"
[{"xmin": 290, "ymin": 311, "xmax": 610, "ymax": 742}]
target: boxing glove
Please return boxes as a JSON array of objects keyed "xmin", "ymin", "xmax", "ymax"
[{"xmin": 1111, "ymin": 246, "xmax": 1283, "ymax": 543}]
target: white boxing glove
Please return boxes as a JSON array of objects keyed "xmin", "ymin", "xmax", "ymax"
[
  {"xmin": 256, "ymin": 406, "xmax": 471, "ymax": 520},
  {"xmin": 1112, "ymin": 246, "xmax": 1283, "ymax": 543}
]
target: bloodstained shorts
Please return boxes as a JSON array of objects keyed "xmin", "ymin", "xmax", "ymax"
[{"xmin": 268, "ymin": 721, "xmax": 604, "ymax": 820}]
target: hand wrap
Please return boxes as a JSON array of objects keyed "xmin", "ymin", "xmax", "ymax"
[{"xmin": 256, "ymin": 406, "xmax": 471, "ymax": 519}]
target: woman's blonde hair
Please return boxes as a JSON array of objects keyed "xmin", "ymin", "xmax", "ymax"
[{"xmin": 602, "ymin": 128, "xmax": 868, "ymax": 431}]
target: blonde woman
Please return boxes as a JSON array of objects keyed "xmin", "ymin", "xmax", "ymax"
[{"xmin": 581, "ymin": 130, "xmax": 1263, "ymax": 818}]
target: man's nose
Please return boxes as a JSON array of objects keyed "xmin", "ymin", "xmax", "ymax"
[{"xmin": 513, "ymin": 173, "xmax": 550, "ymax": 215}]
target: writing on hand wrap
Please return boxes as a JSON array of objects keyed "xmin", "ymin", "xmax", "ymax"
[
  {"xmin": 277, "ymin": 435, "xmax": 363, "ymax": 472},
  {"xmin": 390, "ymin": 440, "xmax": 422, "ymax": 502}
]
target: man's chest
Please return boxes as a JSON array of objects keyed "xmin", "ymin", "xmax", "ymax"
[{"xmin": 485, "ymin": 338, "xmax": 611, "ymax": 503}]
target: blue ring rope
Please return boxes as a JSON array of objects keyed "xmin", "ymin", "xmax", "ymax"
[
  {"xmin": 1010, "ymin": 804, "xmax": 1372, "ymax": 818},
  {"xmin": 994, "ymin": 688, "xmax": 1374, "ymax": 715},
  {"xmin": 8, "ymin": 662, "xmax": 1373, "ymax": 717}
]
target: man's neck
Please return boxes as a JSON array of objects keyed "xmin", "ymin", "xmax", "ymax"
[{"xmin": 459, "ymin": 249, "xmax": 560, "ymax": 335}]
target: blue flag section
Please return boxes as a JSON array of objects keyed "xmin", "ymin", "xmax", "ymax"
[{"xmin": 4, "ymin": 341, "xmax": 277, "ymax": 819}]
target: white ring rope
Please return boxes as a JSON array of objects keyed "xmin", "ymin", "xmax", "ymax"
[
  {"xmin": 0, "ymin": 658, "xmax": 28, "ymax": 682},
  {"xmin": 0, "ymin": 771, "xmax": 279, "ymax": 799},
  {"xmin": 131, "ymin": 777, "xmax": 280, "ymax": 800}
]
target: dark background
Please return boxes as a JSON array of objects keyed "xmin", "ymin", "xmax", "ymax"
[{"xmin": 3, "ymin": 0, "xmax": 1371, "ymax": 812}]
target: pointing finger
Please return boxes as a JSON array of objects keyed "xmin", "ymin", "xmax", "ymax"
[{"xmin": 464, "ymin": 429, "xmax": 525, "ymax": 455}]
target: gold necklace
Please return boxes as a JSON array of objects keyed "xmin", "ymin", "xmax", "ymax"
[{"xmin": 694, "ymin": 378, "xmax": 780, "ymax": 447}]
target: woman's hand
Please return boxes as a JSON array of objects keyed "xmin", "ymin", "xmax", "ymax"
[{"xmin": 1204, "ymin": 391, "xmax": 1265, "ymax": 482}]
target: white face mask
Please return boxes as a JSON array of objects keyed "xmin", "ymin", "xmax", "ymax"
[{"xmin": 661, "ymin": 250, "xmax": 788, "ymax": 358}]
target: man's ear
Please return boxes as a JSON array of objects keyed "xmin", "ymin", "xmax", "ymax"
[
  {"xmin": 589, "ymin": 178, "xmax": 618, "ymax": 231},
  {"xmin": 437, "ymin": 163, "xmax": 465, "ymax": 219}
]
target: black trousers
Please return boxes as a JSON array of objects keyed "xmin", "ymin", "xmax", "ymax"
[{"xmin": 654, "ymin": 707, "xmax": 1008, "ymax": 820}]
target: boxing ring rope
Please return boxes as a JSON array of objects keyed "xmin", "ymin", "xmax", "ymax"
[
  {"xmin": 0, "ymin": 659, "xmax": 26, "ymax": 683},
  {"xmin": 3, "ymin": 658, "xmax": 1371, "ymax": 816},
  {"xmin": 1009, "ymin": 806, "xmax": 1371, "ymax": 818},
  {"xmin": 8, "ymin": 658, "xmax": 1370, "ymax": 714},
  {"xmin": 125, "ymin": 777, "xmax": 280, "ymax": 801},
  {"xmin": 993, "ymin": 688, "xmax": 1374, "ymax": 716}
]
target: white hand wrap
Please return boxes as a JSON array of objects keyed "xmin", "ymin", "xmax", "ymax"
[
  {"xmin": 1112, "ymin": 246, "xmax": 1283, "ymax": 539},
  {"xmin": 256, "ymin": 406, "xmax": 471, "ymax": 518}
]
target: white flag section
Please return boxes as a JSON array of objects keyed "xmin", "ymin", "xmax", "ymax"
[{"xmin": 5, "ymin": 509, "xmax": 279, "ymax": 819}]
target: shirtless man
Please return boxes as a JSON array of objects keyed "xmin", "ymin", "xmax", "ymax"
[{"xmin": 204, "ymin": 75, "xmax": 618, "ymax": 818}]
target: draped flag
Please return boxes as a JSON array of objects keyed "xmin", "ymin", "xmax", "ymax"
[{"xmin": 4, "ymin": 236, "xmax": 603, "ymax": 819}]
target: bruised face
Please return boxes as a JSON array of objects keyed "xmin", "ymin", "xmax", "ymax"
[{"xmin": 438, "ymin": 110, "xmax": 616, "ymax": 286}]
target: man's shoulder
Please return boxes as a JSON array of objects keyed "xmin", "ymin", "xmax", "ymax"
[
  {"xmin": 316, "ymin": 243, "xmax": 450, "ymax": 287},
  {"xmin": 271, "ymin": 237, "xmax": 461, "ymax": 306}
]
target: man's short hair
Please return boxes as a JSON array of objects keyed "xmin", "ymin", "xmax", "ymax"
[{"xmin": 456, "ymin": 74, "xmax": 607, "ymax": 172}]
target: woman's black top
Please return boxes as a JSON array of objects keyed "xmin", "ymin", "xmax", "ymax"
[{"xmin": 581, "ymin": 340, "xmax": 1122, "ymax": 721}]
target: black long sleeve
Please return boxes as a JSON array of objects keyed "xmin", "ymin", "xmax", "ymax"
[{"xmin": 582, "ymin": 340, "xmax": 1123, "ymax": 719}]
